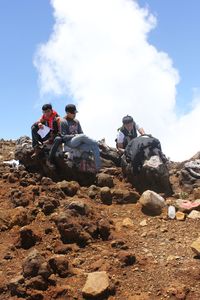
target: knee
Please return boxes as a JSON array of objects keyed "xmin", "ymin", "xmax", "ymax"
[
  {"xmin": 54, "ymin": 136, "xmax": 62, "ymax": 143},
  {"xmin": 31, "ymin": 124, "xmax": 38, "ymax": 132}
]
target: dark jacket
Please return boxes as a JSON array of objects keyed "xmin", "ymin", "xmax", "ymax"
[
  {"xmin": 119, "ymin": 124, "xmax": 137, "ymax": 148},
  {"xmin": 60, "ymin": 117, "xmax": 83, "ymax": 141}
]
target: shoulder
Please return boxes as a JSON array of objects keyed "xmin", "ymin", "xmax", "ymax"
[
  {"xmin": 60, "ymin": 118, "xmax": 68, "ymax": 125},
  {"xmin": 52, "ymin": 110, "xmax": 59, "ymax": 118},
  {"xmin": 73, "ymin": 118, "xmax": 80, "ymax": 124}
]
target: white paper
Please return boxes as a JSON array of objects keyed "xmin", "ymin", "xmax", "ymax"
[{"xmin": 37, "ymin": 125, "xmax": 51, "ymax": 138}]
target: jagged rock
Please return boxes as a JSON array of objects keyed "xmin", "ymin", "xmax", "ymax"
[
  {"xmin": 98, "ymin": 140, "xmax": 121, "ymax": 167},
  {"xmin": 191, "ymin": 238, "xmax": 200, "ymax": 256},
  {"xmin": 9, "ymin": 207, "xmax": 29, "ymax": 228},
  {"xmin": 112, "ymin": 188, "xmax": 140, "ymax": 204},
  {"xmin": 53, "ymin": 210, "xmax": 99, "ymax": 246},
  {"xmin": 48, "ymin": 255, "xmax": 69, "ymax": 278},
  {"xmin": 117, "ymin": 251, "xmax": 136, "ymax": 266},
  {"xmin": 25, "ymin": 275, "xmax": 48, "ymax": 291},
  {"xmin": 22, "ymin": 250, "xmax": 46, "ymax": 278},
  {"xmin": 68, "ymin": 200, "xmax": 89, "ymax": 215},
  {"xmin": 97, "ymin": 173, "xmax": 114, "ymax": 188},
  {"xmin": 122, "ymin": 218, "xmax": 134, "ymax": 227},
  {"xmin": 111, "ymin": 239, "xmax": 128, "ymax": 250},
  {"xmin": 11, "ymin": 195, "xmax": 29, "ymax": 207},
  {"xmin": 41, "ymin": 176, "xmax": 54, "ymax": 186},
  {"xmin": 56, "ymin": 180, "xmax": 80, "ymax": 196},
  {"xmin": 14, "ymin": 136, "xmax": 120, "ymax": 186},
  {"xmin": 7, "ymin": 275, "xmax": 26, "ymax": 297},
  {"xmin": 194, "ymin": 187, "xmax": 200, "ymax": 199},
  {"xmin": 88, "ymin": 185, "xmax": 100, "ymax": 199},
  {"xmin": 98, "ymin": 219, "xmax": 111, "ymax": 240},
  {"xmin": 179, "ymin": 160, "xmax": 200, "ymax": 192},
  {"xmin": 139, "ymin": 190, "xmax": 165, "ymax": 215},
  {"xmin": 188, "ymin": 210, "xmax": 200, "ymax": 219},
  {"xmin": 16, "ymin": 226, "xmax": 39, "ymax": 249},
  {"xmin": 100, "ymin": 187, "xmax": 112, "ymax": 205},
  {"xmin": 37, "ymin": 196, "xmax": 60, "ymax": 215},
  {"xmin": 0, "ymin": 209, "xmax": 11, "ymax": 231},
  {"xmin": 82, "ymin": 271, "xmax": 110, "ymax": 298}
]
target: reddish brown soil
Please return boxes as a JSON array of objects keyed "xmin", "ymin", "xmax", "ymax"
[{"xmin": 0, "ymin": 140, "xmax": 200, "ymax": 300}]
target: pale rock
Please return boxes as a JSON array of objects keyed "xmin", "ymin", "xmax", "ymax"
[
  {"xmin": 140, "ymin": 219, "xmax": 147, "ymax": 226},
  {"xmin": 167, "ymin": 255, "xmax": 180, "ymax": 261},
  {"xmin": 122, "ymin": 218, "xmax": 133, "ymax": 227},
  {"xmin": 188, "ymin": 210, "xmax": 200, "ymax": 219},
  {"xmin": 82, "ymin": 271, "xmax": 109, "ymax": 298},
  {"xmin": 175, "ymin": 211, "xmax": 186, "ymax": 221},
  {"xmin": 139, "ymin": 190, "xmax": 165, "ymax": 215},
  {"xmin": 191, "ymin": 238, "xmax": 200, "ymax": 256}
]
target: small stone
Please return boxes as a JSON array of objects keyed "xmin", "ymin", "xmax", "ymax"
[
  {"xmin": 122, "ymin": 218, "xmax": 133, "ymax": 227},
  {"xmin": 188, "ymin": 210, "xmax": 200, "ymax": 219},
  {"xmin": 175, "ymin": 211, "xmax": 186, "ymax": 221},
  {"xmin": 191, "ymin": 238, "xmax": 200, "ymax": 256},
  {"xmin": 140, "ymin": 219, "xmax": 147, "ymax": 226},
  {"xmin": 82, "ymin": 271, "xmax": 109, "ymax": 298}
]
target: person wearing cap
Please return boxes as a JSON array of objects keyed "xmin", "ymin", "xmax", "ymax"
[
  {"xmin": 116, "ymin": 115, "xmax": 145, "ymax": 153},
  {"xmin": 31, "ymin": 103, "xmax": 60, "ymax": 158},
  {"xmin": 48, "ymin": 104, "xmax": 101, "ymax": 171}
]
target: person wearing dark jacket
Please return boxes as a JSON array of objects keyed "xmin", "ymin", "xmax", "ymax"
[
  {"xmin": 116, "ymin": 115, "xmax": 145, "ymax": 154},
  {"xmin": 48, "ymin": 104, "xmax": 101, "ymax": 171},
  {"xmin": 31, "ymin": 104, "xmax": 60, "ymax": 157}
]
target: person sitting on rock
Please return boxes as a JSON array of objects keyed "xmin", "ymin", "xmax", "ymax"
[
  {"xmin": 116, "ymin": 115, "xmax": 145, "ymax": 154},
  {"xmin": 48, "ymin": 104, "xmax": 101, "ymax": 171},
  {"xmin": 31, "ymin": 103, "xmax": 60, "ymax": 157}
]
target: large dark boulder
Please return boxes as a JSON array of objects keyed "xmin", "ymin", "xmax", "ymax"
[{"xmin": 14, "ymin": 136, "xmax": 120, "ymax": 186}]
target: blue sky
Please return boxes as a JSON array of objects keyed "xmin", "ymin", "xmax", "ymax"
[
  {"xmin": 0, "ymin": 0, "xmax": 199, "ymax": 160},
  {"xmin": 0, "ymin": 0, "xmax": 54, "ymax": 138}
]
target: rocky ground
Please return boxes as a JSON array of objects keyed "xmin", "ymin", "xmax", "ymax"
[{"xmin": 1, "ymin": 139, "xmax": 200, "ymax": 300}]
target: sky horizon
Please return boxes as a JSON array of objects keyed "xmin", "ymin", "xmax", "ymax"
[{"xmin": 0, "ymin": 0, "xmax": 200, "ymax": 161}]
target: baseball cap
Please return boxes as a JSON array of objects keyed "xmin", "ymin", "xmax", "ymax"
[
  {"xmin": 65, "ymin": 104, "xmax": 78, "ymax": 113},
  {"xmin": 122, "ymin": 115, "xmax": 134, "ymax": 124}
]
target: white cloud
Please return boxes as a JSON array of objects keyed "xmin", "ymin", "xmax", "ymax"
[{"xmin": 34, "ymin": 0, "xmax": 199, "ymax": 161}]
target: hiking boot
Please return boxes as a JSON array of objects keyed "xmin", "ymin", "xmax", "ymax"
[
  {"xmin": 46, "ymin": 159, "xmax": 56, "ymax": 170},
  {"xmin": 31, "ymin": 146, "xmax": 43, "ymax": 158}
]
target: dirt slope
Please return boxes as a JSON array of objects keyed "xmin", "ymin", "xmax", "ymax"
[{"xmin": 0, "ymin": 140, "xmax": 200, "ymax": 300}]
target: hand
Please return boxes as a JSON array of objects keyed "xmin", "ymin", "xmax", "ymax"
[{"xmin": 38, "ymin": 123, "xmax": 44, "ymax": 129}]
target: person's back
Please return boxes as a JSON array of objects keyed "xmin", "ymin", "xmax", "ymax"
[{"xmin": 116, "ymin": 115, "xmax": 145, "ymax": 154}]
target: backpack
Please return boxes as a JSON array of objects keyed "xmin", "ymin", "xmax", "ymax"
[{"xmin": 123, "ymin": 135, "xmax": 166, "ymax": 174}]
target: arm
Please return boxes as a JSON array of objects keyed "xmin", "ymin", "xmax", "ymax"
[
  {"xmin": 34, "ymin": 116, "xmax": 45, "ymax": 129},
  {"xmin": 138, "ymin": 127, "xmax": 145, "ymax": 135},
  {"xmin": 60, "ymin": 119, "xmax": 75, "ymax": 142},
  {"xmin": 117, "ymin": 143, "xmax": 125, "ymax": 154},
  {"xmin": 77, "ymin": 121, "xmax": 83, "ymax": 134},
  {"xmin": 116, "ymin": 131, "xmax": 125, "ymax": 154}
]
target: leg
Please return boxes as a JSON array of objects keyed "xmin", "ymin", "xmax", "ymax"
[
  {"xmin": 48, "ymin": 136, "xmax": 63, "ymax": 162},
  {"xmin": 31, "ymin": 124, "xmax": 42, "ymax": 148},
  {"xmin": 67, "ymin": 134, "xmax": 101, "ymax": 170}
]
